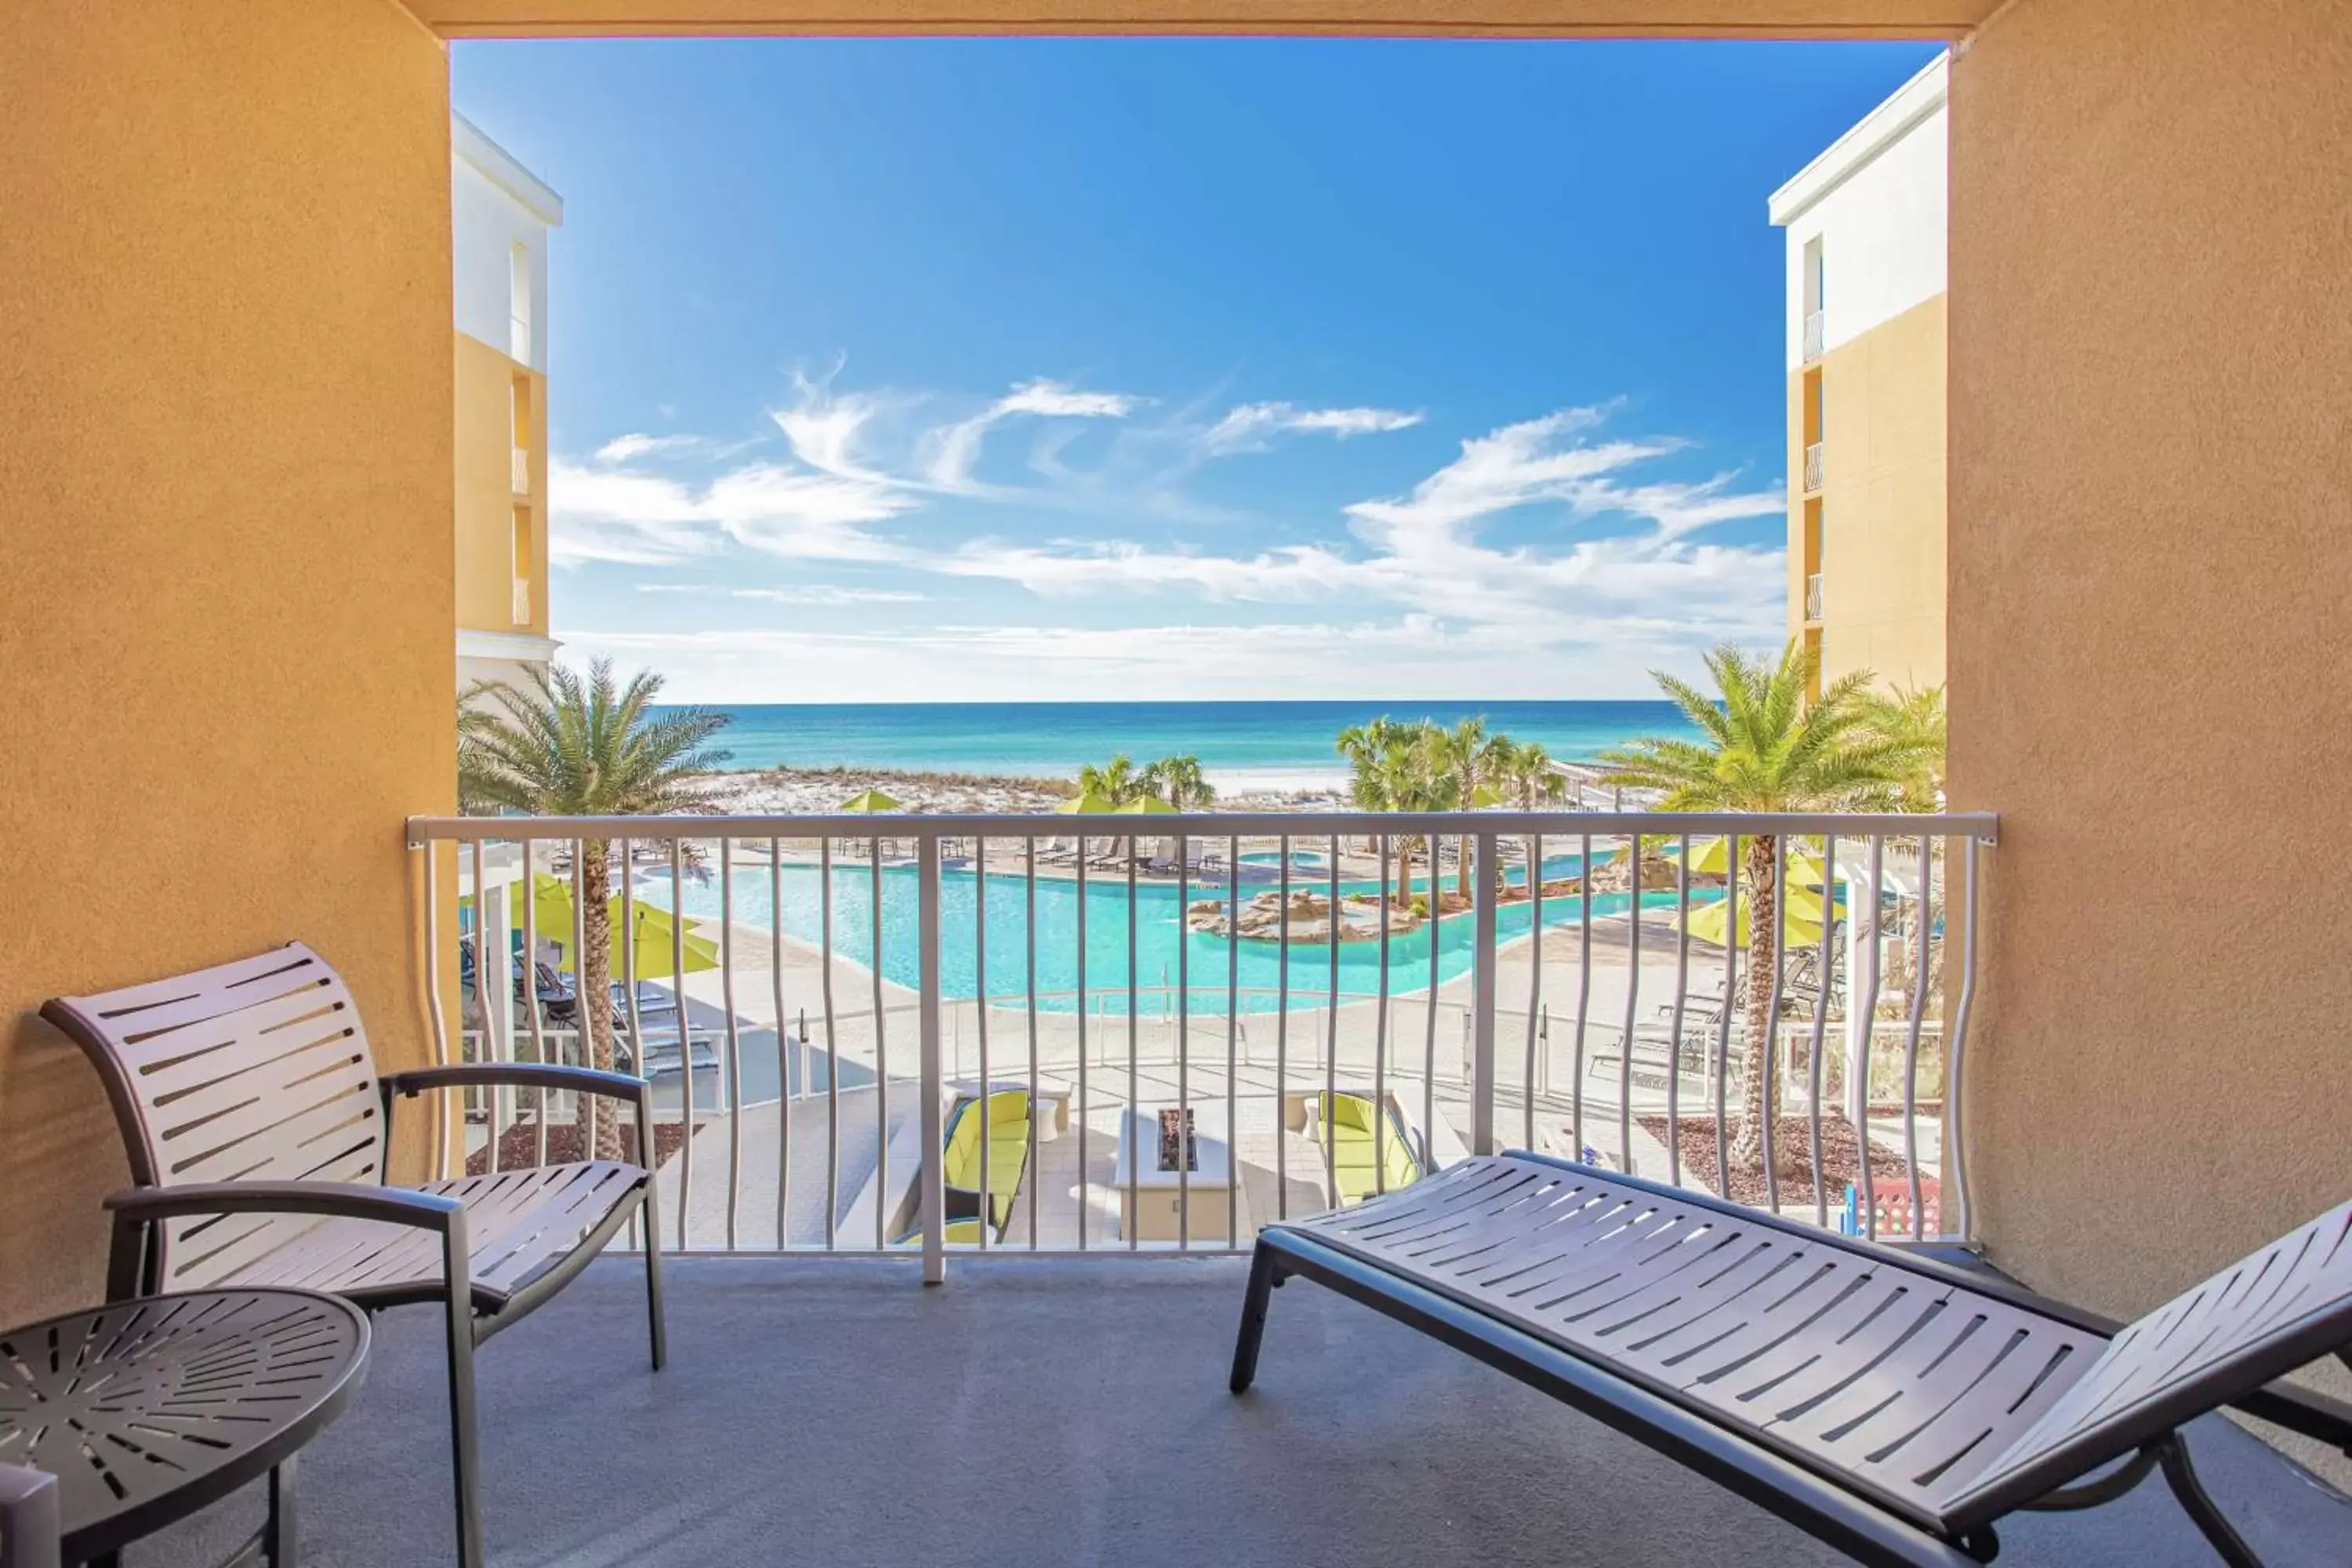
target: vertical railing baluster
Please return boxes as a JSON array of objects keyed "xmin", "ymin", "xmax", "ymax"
[
  {"xmin": 1276, "ymin": 836, "xmax": 1290, "ymax": 1219},
  {"xmin": 1177, "ymin": 831, "xmax": 1190, "ymax": 1250},
  {"xmin": 1713, "ymin": 846, "xmax": 1737, "ymax": 1201},
  {"xmin": 771, "ymin": 838, "xmax": 789, "ymax": 1250},
  {"xmin": 1761, "ymin": 835, "xmax": 1788, "ymax": 1214},
  {"xmin": 1471, "ymin": 830, "xmax": 1498, "ymax": 1156},
  {"xmin": 1668, "ymin": 832, "xmax": 1691, "ymax": 1189},
  {"xmin": 720, "ymin": 838, "xmax": 742, "ymax": 1250},
  {"xmin": 572, "ymin": 837, "xmax": 591, "ymax": 1167},
  {"xmin": 1424, "ymin": 833, "xmax": 1439, "ymax": 1166},
  {"xmin": 1857, "ymin": 836, "xmax": 1888, "ymax": 1243},
  {"xmin": 1025, "ymin": 836, "xmax": 1041, "ymax": 1251},
  {"xmin": 521, "ymin": 840, "xmax": 548, "ymax": 1171},
  {"xmin": 618, "ymin": 840, "xmax": 645, "ymax": 1221},
  {"xmin": 670, "ymin": 837, "xmax": 691, "ymax": 1247},
  {"xmin": 1572, "ymin": 832, "xmax": 1592, "ymax": 1161},
  {"xmin": 423, "ymin": 843, "xmax": 453, "ymax": 1180},
  {"xmin": 1809, "ymin": 837, "xmax": 1838, "ymax": 1228},
  {"xmin": 1903, "ymin": 833, "xmax": 1934, "ymax": 1240},
  {"xmin": 1947, "ymin": 834, "xmax": 1982, "ymax": 1243},
  {"xmin": 1324, "ymin": 834, "xmax": 1340, "ymax": 1207},
  {"xmin": 1225, "ymin": 832, "xmax": 1240, "ymax": 1245},
  {"xmin": 869, "ymin": 833, "xmax": 886, "ymax": 1253},
  {"xmin": 975, "ymin": 834, "xmax": 989, "ymax": 1253},
  {"xmin": 1524, "ymin": 831, "xmax": 1542, "ymax": 1152},
  {"xmin": 1076, "ymin": 846, "xmax": 1090, "ymax": 1250},
  {"xmin": 1618, "ymin": 832, "xmax": 1640, "ymax": 1178},
  {"xmin": 1127, "ymin": 846, "xmax": 1138, "ymax": 1250},
  {"xmin": 819, "ymin": 837, "xmax": 838, "ymax": 1251},
  {"xmin": 1374, "ymin": 834, "xmax": 1390, "ymax": 1196},
  {"xmin": 472, "ymin": 838, "xmax": 499, "ymax": 1175},
  {"xmin": 917, "ymin": 833, "xmax": 945, "ymax": 1284}
]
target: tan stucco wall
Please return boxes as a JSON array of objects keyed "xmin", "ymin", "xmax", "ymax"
[
  {"xmin": 456, "ymin": 330, "xmax": 550, "ymax": 638},
  {"xmin": 0, "ymin": 0, "xmax": 456, "ymax": 1323},
  {"xmin": 1788, "ymin": 293, "xmax": 1946, "ymax": 692},
  {"xmin": 1948, "ymin": 0, "xmax": 2352, "ymax": 1436}
]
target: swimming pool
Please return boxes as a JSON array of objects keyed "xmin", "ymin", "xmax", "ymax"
[{"xmin": 648, "ymin": 857, "xmax": 1720, "ymax": 1014}]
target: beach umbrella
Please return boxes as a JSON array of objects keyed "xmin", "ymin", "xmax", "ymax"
[
  {"xmin": 526, "ymin": 873, "xmax": 722, "ymax": 978},
  {"xmin": 1661, "ymin": 836, "xmax": 1828, "ymax": 888},
  {"xmin": 837, "ymin": 787, "xmax": 902, "ymax": 814},
  {"xmin": 1054, "ymin": 791, "xmax": 1117, "ymax": 815},
  {"xmin": 1112, "ymin": 793, "xmax": 1178, "ymax": 815},
  {"xmin": 1674, "ymin": 884, "xmax": 1838, "ymax": 949}
]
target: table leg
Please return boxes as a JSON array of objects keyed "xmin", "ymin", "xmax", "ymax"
[{"xmin": 265, "ymin": 1456, "xmax": 298, "ymax": 1566}]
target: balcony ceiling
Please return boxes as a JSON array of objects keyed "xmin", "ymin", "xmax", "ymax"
[{"xmin": 406, "ymin": 0, "xmax": 1995, "ymax": 39}]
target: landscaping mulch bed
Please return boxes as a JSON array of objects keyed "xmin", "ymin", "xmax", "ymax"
[
  {"xmin": 1635, "ymin": 1113, "xmax": 1917, "ymax": 1209},
  {"xmin": 465, "ymin": 1118, "xmax": 696, "ymax": 1176}
]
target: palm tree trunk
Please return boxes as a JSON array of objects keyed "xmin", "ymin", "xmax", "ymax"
[
  {"xmin": 577, "ymin": 840, "xmax": 626, "ymax": 1163},
  {"xmin": 1728, "ymin": 835, "xmax": 1780, "ymax": 1171},
  {"xmin": 1396, "ymin": 838, "xmax": 1414, "ymax": 906}
]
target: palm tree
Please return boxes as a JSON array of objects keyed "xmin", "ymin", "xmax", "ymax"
[
  {"xmin": 1596, "ymin": 641, "xmax": 1902, "ymax": 1172},
  {"xmin": 1140, "ymin": 753, "xmax": 1216, "ymax": 810},
  {"xmin": 1856, "ymin": 683, "xmax": 1949, "ymax": 1005},
  {"xmin": 1336, "ymin": 718, "xmax": 1444, "ymax": 903},
  {"xmin": 1493, "ymin": 738, "xmax": 1567, "ymax": 891},
  {"xmin": 1076, "ymin": 753, "xmax": 1142, "ymax": 806},
  {"xmin": 1428, "ymin": 717, "xmax": 1502, "ymax": 898},
  {"xmin": 458, "ymin": 660, "xmax": 731, "ymax": 1160}
]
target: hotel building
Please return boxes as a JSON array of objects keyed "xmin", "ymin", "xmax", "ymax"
[
  {"xmin": 452, "ymin": 113, "xmax": 561, "ymax": 691},
  {"xmin": 1769, "ymin": 53, "xmax": 1947, "ymax": 697}
]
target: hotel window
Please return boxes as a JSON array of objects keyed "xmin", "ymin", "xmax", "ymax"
[
  {"xmin": 508, "ymin": 242, "xmax": 532, "ymax": 364},
  {"xmin": 510, "ymin": 504, "xmax": 534, "ymax": 626},
  {"xmin": 1803, "ymin": 236, "xmax": 1824, "ymax": 315}
]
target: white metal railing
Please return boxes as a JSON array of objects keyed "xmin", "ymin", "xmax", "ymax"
[
  {"xmin": 1803, "ymin": 441, "xmax": 1824, "ymax": 493},
  {"xmin": 1803, "ymin": 308, "xmax": 1825, "ymax": 362},
  {"xmin": 408, "ymin": 809, "xmax": 1996, "ymax": 1277},
  {"xmin": 1806, "ymin": 572, "xmax": 1824, "ymax": 622},
  {"xmin": 510, "ymin": 447, "xmax": 530, "ymax": 495}
]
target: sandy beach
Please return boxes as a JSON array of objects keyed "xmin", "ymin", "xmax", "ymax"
[{"xmin": 692, "ymin": 762, "xmax": 1349, "ymax": 816}]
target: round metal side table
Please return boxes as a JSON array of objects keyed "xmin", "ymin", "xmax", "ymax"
[{"xmin": 0, "ymin": 1289, "xmax": 369, "ymax": 1568}]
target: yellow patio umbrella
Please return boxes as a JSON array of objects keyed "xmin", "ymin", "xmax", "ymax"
[
  {"xmin": 837, "ymin": 787, "xmax": 902, "ymax": 814},
  {"xmin": 1112, "ymin": 793, "xmax": 1179, "ymax": 815},
  {"xmin": 1659, "ymin": 836, "xmax": 1828, "ymax": 889},
  {"xmin": 1675, "ymin": 884, "xmax": 1837, "ymax": 949},
  {"xmin": 1054, "ymin": 791, "xmax": 1117, "ymax": 815},
  {"xmin": 526, "ymin": 873, "xmax": 721, "ymax": 979}
]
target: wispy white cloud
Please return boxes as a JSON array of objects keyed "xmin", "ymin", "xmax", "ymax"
[
  {"xmin": 926, "ymin": 378, "xmax": 1141, "ymax": 493},
  {"xmin": 637, "ymin": 583, "xmax": 929, "ymax": 605},
  {"xmin": 593, "ymin": 432, "xmax": 704, "ymax": 463},
  {"xmin": 1203, "ymin": 401, "xmax": 1423, "ymax": 454}
]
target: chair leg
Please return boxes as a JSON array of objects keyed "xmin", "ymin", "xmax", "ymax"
[
  {"xmin": 641, "ymin": 1189, "xmax": 669, "ymax": 1372},
  {"xmin": 2158, "ymin": 1432, "xmax": 2264, "ymax": 1568},
  {"xmin": 445, "ymin": 1298, "xmax": 485, "ymax": 1568},
  {"xmin": 266, "ymin": 1454, "xmax": 299, "ymax": 1566},
  {"xmin": 1230, "ymin": 1241, "xmax": 1283, "ymax": 1394}
]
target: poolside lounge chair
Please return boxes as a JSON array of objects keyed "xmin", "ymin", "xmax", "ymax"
[
  {"xmin": 942, "ymin": 1089, "xmax": 1031, "ymax": 1232},
  {"xmin": 43, "ymin": 943, "xmax": 666, "ymax": 1568},
  {"xmin": 1231, "ymin": 1150, "xmax": 2352, "ymax": 1566},
  {"xmin": 1308, "ymin": 1092, "xmax": 1421, "ymax": 1205}
]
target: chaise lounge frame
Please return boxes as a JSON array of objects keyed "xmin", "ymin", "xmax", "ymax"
[
  {"xmin": 1231, "ymin": 1150, "xmax": 2352, "ymax": 1567},
  {"xmin": 43, "ymin": 942, "xmax": 668, "ymax": 1568}
]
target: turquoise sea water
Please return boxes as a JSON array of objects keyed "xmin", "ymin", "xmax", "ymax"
[
  {"xmin": 648, "ymin": 856, "xmax": 1724, "ymax": 1015},
  {"xmin": 670, "ymin": 699, "xmax": 1694, "ymax": 786}
]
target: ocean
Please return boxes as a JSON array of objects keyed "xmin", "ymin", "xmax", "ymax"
[{"xmin": 671, "ymin": 700, "xmax": 1695, "ymax": 794}]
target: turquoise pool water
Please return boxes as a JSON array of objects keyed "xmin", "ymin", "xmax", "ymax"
[{"xmin": 649, "ymin": 857, "xmax": 1721, "ymax": 1014}]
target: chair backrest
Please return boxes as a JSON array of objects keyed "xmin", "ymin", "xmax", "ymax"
[
  {"xmin": 42, "ymin": 944, "xmax": 386, "ymax": 1286},
  {"xmin": 1944, "ymin": 1196, "xmax": 2352, "ymax": 1522}
]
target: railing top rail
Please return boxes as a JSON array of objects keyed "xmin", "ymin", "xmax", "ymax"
[{"xmin": 407, "ymin": 808, "xmax": 1996, "ymax": 845}]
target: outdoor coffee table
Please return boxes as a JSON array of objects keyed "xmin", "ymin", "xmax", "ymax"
[{"xmin": 0, "ymin": 1289, "xmax": 369, "ymax": 1567}]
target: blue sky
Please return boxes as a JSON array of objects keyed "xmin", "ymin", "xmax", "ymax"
[{"xmin": 452, "ymin": 38, "xmax": 1939, "ymax": 703}]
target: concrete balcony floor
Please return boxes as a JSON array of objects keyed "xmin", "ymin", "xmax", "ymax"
[{"xmin": 149, "ymin": 1257, "xmax": 2352, "ymax": 1566}]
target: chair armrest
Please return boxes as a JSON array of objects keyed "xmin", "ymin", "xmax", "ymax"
[
  {"xmin": 103, "ymin": 1180, "xmax": 463, "ymax": 1230},
  {"xmin": 0, "ymin": 1464, "xmax": 60, "ymax": 1568},
  {"xmin": 383, "ymin": 1062, "xmax": 648, "ymax": 1105}
]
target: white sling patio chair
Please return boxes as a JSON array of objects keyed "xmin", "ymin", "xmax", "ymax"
[
  {"xmin": 44, "ymin": 942, "xmax": 666, "ymax": 1568},
  {"xmin": 1232, "ymin": 1151, "xmax": 2352, "ymax": 1566}
]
